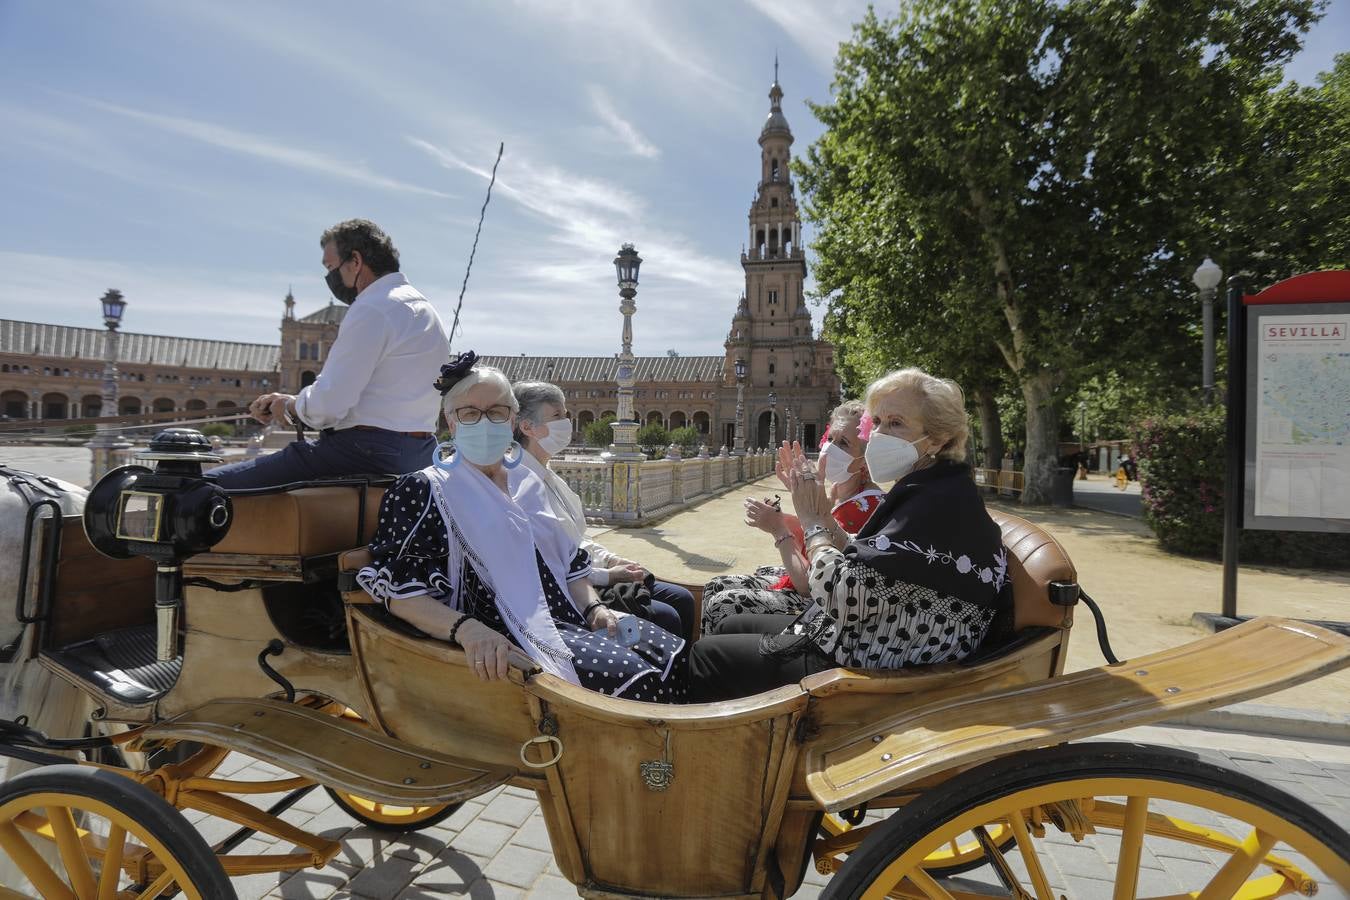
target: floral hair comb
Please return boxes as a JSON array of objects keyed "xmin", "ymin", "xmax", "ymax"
[{"xmin": 434, "ymin": 350, "xmax": 478, "ymax": 395}]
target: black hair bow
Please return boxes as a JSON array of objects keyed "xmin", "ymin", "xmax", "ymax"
[{"xmin": 434, "ymin": 350, "xmax": 478, "ymax": 395}]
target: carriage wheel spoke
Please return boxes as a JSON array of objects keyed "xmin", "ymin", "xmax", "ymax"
[
  {"xmin": 1195, "ymin": 827, "xmax": 1279, "ymax": 900},
  {"xmin": 132, "ymin": 868, "xmax": 177, "ymax": 900},
  {"xmin": 0, "ymin": 819, "xmax": 78, "ymax": 900},
  {"xmin": 97, "ymin": 823, "xmax": 127, "ymax": 899},
  {"xmin": 904, "ymin": 867, "xmax": 959, "ymax": 900},
  {"xmin": 1111, "ymin": 796, "xmax": 1148, "ymax": 900},
  {"xmin": 47, "ymin": 806, "xmax": 97, "ymax": 900},
  {"xmin": 1006, "ymin": 811, "xmax": 1054, "ymax": 900}
]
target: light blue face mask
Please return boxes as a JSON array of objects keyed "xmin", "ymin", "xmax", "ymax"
[{"xmin": 450, "ymin": 418, "xmax": 516, "ymax": 466}]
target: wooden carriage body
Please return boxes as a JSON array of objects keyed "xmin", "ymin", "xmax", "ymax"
[{"xmin": 17, "ymin": 479, "xmax": 1350, "ymax": 899}]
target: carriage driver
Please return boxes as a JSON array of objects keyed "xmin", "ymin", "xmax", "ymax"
[{"xmin": 209, "ymin": 219, "xmax": 450, "ymax": 490}]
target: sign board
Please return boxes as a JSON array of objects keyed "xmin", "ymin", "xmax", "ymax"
[{"xmin": 1242, "ymin": 296, "xmax": 1350, "ymax": 533}]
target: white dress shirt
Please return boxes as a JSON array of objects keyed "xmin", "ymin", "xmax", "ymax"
[
  {"xmin": 519, "ymin": 450, "xmax": 621, "ymax": 585},
  {"xmin": 293, "ymin": 273, "xmax": 449, "ymax": 432}
]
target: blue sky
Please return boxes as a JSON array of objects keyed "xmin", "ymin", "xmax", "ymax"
[{"xmin": 0, "ymin": 1, "xmax": 1345, "ymax": 358}]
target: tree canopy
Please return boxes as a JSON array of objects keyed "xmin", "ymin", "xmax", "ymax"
[{"xmin": 797, "ymin": 0, "xmax": 1324, "ymax": 502}]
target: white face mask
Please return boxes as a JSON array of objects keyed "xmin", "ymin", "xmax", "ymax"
[
  {"xmin": 822, "ymin": 441, "xmax": 858, "ymax": 484},
  {"xmin": 864, "ymin": 431, "xmax": 927, "ymax": 482},
  {"xmin": 535, "ymin": 418, "xmax": 573, "ymax": 456}
]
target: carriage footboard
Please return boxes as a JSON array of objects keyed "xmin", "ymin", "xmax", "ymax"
[
  {"xmin": 143, "ymin": 697, "xmax": 515, "ymax": 805},
  {"xmin": 805, "ymin": 616, "xmax": 1350, "ymax": 812}
]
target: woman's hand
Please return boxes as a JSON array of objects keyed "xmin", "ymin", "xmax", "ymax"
[
  {"xmin": 586, "ymin": 603, "xmax": 621, "ymax": 638},
  {"xmin": 605, "ymin": 563, "xmax": 647, "ymax": 583},
  {"xmin": 784, "ymin": 446, "xmax": 832, "ymax": 524},
  {"xmin": 457, "ymin": 617, "xmax": 514, "ymax": 681},
  {"xmin": 744, "ymin": 497, "xmax": 785, "ymax": 536}
]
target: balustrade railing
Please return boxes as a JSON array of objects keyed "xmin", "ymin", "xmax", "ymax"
[{"xmin": 546, "ymin": 448, "xmax": 774, "ymax": 525}]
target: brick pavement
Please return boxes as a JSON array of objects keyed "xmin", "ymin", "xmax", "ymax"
[{"xmin": 201, "ymin": 724, "xmax": 1349, "ymax": 899}]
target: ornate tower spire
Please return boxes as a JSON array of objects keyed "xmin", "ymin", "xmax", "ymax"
[{"xmin": 284, "ymin": 285, "xmax": 296, "ymax": 320}]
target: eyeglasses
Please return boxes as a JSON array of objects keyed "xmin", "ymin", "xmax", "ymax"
[{"xmin": 454, "ymin": 405, "xmax": 512, "ymax": 425}]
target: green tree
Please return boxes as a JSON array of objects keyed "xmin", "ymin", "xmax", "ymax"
[
  {"xmin": 669, "ymin": 425, "xmax": 700, "ymax": 450},
  {"xmin": 797, "ymin": 0, "xmax": 1320, "ymax": 502},
  {"xmin": 581, "ymin": 414, "xmax": 616, "ymax": 447},
  {"xmin": 635, "ymin": 422, "xmax": 670, "ymax": 451}
]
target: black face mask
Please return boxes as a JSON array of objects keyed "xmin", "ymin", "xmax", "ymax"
[{"xmin": 325, "ymin": 261, "xmax": 359, "ymax": 304}]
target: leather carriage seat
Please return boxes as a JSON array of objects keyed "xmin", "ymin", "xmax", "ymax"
[
  {"xmin": 989, "ymin": 510, "xmax": 1076, "ymax": 631},
  {"xmin": 210, "ymin": 484, "xmax": 387, "ymax": 558}
]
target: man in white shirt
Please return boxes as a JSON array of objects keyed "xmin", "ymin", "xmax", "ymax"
[{"xmin": 210, "ymin": 219, "xmax": 449, "ymax": 490}]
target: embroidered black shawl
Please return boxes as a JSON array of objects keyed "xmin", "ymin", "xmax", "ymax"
[{"xmin": 846, "ymin": 461, "xmax": 1010, "ymax": 611}]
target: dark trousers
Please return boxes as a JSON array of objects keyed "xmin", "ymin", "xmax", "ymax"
[
  {"xmin": 687, "ymin": 613, "xmax": 836, "ymax": 702},
  {"xmin": 647, "ymin": 581, "xmax": 696, "ymax": 642},
  {"xmin": 208, "ymin": 428, "xmax": 435, "ymax": 490}
]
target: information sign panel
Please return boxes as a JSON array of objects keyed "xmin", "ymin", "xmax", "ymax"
[{"xmin": 1243, "ymin": 301, "xmax": 1350, "ymax": 532}]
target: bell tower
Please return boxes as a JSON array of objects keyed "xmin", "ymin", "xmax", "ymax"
[{"xmin": 741, "ymin": 61, "xmax": 806, "ymax": 345}]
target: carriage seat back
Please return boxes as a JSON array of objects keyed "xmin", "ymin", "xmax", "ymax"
[
  {"xmin": 989, "ymin": 510, "xmax": 1075, "ymax": 631},
  {"xmin": 209, "ymin": 484, "xmax": 386, "ymax": 558}
]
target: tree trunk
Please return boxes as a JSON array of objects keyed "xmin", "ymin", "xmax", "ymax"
[
  {"xmin": 1019, "ymin": 372, "xmax": 1060, "ymax": 505},
  {"xmin": 973, "ymin": 386, "xmax": 1004, "ymax": 470}
]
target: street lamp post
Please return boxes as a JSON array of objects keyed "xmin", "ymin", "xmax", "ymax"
[
  {"xmin": 608, "ymin": 244, "xmax": 643, "ymax": 459},
  {"xmin": 733, "ymin": 357, "xmax": 747, "ymax": 455},
  {"xmin": 768, "ymin": 391, "xmax": 777, "ymax": 446},
  {"xmin": 1193, "ymin": 257, "xmax": 1223, "ymax": 406},
  {"xmin": 86, "ymin": 289, "xmax": 131, "ymax": 484}
]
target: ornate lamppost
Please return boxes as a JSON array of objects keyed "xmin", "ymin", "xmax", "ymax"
[
  {"xmin": 86, "ymin": 289, "xmax": 131, "ymax": 484},
  {"xmin": 768, "ymin": 391, "xmax": 777, "ymax": 446},
  {"xmin": 608, "ymin": 244, "xmax": 643, "ymax": 459},
  {"xmin": 733, "ymin": 357, "xmax": 747, "ymax": 455},
  {"xmin": 1193, "ymin": 257, "xmax": 1223, "ymax": 406}
]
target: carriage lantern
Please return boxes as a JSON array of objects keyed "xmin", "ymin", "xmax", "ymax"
[{"xmin": 85, "ymin": 428, "xmax": 232, "ymax": 661}]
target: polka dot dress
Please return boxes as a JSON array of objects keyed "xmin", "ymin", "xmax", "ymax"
[
  {"xmin": 806, "ymin": 547, "xmax": 995, "ymax": 668},
  {"xmin": 358, "ymin": 472, "xmax": 688, "ymax": 701}
]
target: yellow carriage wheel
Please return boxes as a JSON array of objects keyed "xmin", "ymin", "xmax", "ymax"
[
  {"xmin": 822, "ymin": 813, "xmax": 1016, "ymax": 876},
  {"xmin": 323, "ymin": 788, "xmax": 461, "ymax": 833},
  {"xmin": 0, "ymin": 764, "xmax": 234, "ymax": 899},
  {"xmin": 823, "ymin": 742, "xmax": 1350, "ymax": 900}
]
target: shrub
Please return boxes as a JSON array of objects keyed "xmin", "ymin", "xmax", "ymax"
[
  {"xmin": 669, "ymin": 425, "xmax": 700, "ymax": 450},
  {"xmin": 636, "ymin": 423, "xmax": 670, "ymax": 450},
  {"xmin": 200, "ymin": 423, "xmax": 235, "ymax": 438},
  {"xmin": 581, "ymin": 415, "xmax": 616, "ymax": 447},
  {"xmin": 1130, "ymin": 409, "xmax": 1350, "ymax": 569}
]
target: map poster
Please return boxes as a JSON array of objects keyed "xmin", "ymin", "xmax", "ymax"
[{"xmin": 1244, "ymin": 304, "xmax": 1350, "ymax": 532}]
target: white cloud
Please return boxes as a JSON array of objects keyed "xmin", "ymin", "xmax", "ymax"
[
  {"xmin": 588, "ymin": 86, "xmax": 661, "ymax": 159},
  {"xmin": 72, "ymin": 96, "xmax": 453, "ymax": 200},
  {"xmin": 744, "ymin": 0, "xmax": 874, "ymax": 71}
]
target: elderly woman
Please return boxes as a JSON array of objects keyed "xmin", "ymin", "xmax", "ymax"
[
  {"xmin": 512, "ymin": 381, "xmax": 696, "ymax": 641},
  {"xmin": 700, "ymin": 400, "xmax": 883, "ymax": 634},
  {"xmin": 687, "ymin": 368, "xmax": 1008, "ymax": 702},
  {"xmin": 356, "ymin": 353, "xmax": 686, "ymax": 701}
]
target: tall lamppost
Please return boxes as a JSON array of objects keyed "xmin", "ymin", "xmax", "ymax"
[
  {"xmin": 86, "ymin": 289, "xmax": 131, "ymax": 484},
  {"xmin": 733, "ymin": 357, "xmax": 747, "ymax": 455},
  {"xmin": 1193, "ymin": 257, "xmax": 1223, "ymax": 406},
  {"xmin": 768, "ymin": 391, "xmax": 777, "ymax": 446},
  {"xmin": 608, "ymin": 244, "xmax": 643, "ymax": 458}
]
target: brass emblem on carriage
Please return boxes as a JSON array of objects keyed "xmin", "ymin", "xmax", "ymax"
[{"xmin": 639, "ymin": 758, "xmax": 674, "ymax": 791}]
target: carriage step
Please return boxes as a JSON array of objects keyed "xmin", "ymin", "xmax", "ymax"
[
  {"xmin": 144, "ymin": 697, "xmax": 515, "ymax": 805},
  {"xmin": 42, "ymin": 625, "xmax": 182, "ymax": 705},
  {"xmin": 806, "ymin": 616, "xmax": 1350, "ymax": 812}
]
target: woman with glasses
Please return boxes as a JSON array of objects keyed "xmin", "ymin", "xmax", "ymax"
[
  {"xmin": 355, "ymin": 353, "xmax": 686, "ymax": 701},
  {"xmin": 512, "ymin": 381, "xmax": 696, "ymax": 641}
]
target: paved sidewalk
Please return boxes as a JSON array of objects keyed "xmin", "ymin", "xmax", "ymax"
[
  {"xmin": 197, "ymin": 724, "xmax": 1350, "ymax": 899},
  {"xmin": 1072, "ymin": 475, "xmax": 1142, "ymax": 518}
]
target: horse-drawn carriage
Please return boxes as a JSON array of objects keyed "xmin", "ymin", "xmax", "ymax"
[{"xmin": 2, "ymin": 430, "xmax": 1347, "ymax": 899}]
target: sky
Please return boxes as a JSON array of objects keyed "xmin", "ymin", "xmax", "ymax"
[{"xmin": 0, "ymin": 1, "xmax": 1345, "ymax": 359}]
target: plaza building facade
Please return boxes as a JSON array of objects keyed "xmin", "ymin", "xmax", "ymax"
[{"xmin": 1, "ymin": 71, "xmax": 838, "ymax": 445}]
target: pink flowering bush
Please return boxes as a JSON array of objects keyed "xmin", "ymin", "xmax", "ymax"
[{"xmin": 1130, "ymin": 409, "xmax": 1349, "ymax": 569}]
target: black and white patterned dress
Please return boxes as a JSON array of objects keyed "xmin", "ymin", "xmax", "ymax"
[{"xmin": 358, "ymin": 472, "xmax": 687, "ymax": 702}]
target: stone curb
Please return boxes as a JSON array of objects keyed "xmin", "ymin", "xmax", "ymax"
[{"xmin": 1163, "ymin": 702, "xmax": 1350, "ymax": 743}]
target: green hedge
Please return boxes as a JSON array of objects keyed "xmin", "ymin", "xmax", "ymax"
[{"xmin": 1130, "ymin": 410, "xmax": 1350, "ymax": 569}]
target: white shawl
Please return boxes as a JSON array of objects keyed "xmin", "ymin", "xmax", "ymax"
[
  {"xmin": 422, "ymin": 463, "xmax": 581, "ymax": 685},
  {"xmin": 519, "ymin": 451, "xmax": 620, "ymax": 575}
]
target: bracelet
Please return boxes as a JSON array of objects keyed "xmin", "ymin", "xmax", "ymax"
[
  {"xmin": 773, "ymin": 532, "xmax": 794, "ymax": 547},
  {"xmin": 447, "ymin": 614, "xmax": 473, "ymax": 646},
  {"xmin": 805, "ymin": 534, "xmax": 837, "ymax": 560},
  {"xmin": 801, "ymin": 523, "xmax": 830, "ymax": 543},
  {"xmin": 582, "ymin": 600, "xmax": 604, "ymax": 618}
]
